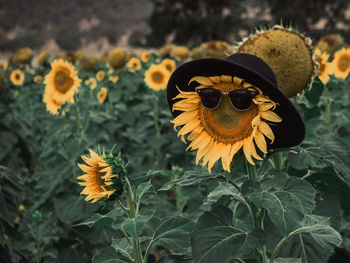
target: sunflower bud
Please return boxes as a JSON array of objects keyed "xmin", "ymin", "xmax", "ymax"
[
  {"xmin": 170, "ymin": 46, "xmax": 190, "ymax": 60},
  {"xmin": 202, "ymin": 41, "xmax": 232, "ymax": 58},
  {"xmin": 158, "ymin": 44, "xmax": 175, "ymax": 57},
  {"xmin": 13, "ymin": 47, "xmax": 33, "ymax": 65},
  {"xmin": 191, "ymin": 47, "xmax": 204, "ymax": 59},
  {"xmin": 38, "ymin": 50, "xmax": 50, "ymax": 66},
  {"xmin": 316, "ymin": 34, "xmax": 344, "ymax": 57},
  {"xmin": 237, "ymin": 27, "xmax": 316, "ymax": 97},
  {"xmin": 108, "ymin": 49, "xmax": 127, "ymax": 69},
  {"xmin": 74, "ymin": 49, "xmax": 86, "ymax": 62},
  {"xmin": 80, "ymin": 56, "xmax": 98, "ymax": 71}
]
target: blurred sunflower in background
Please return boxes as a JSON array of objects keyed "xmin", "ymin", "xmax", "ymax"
[
  {"xmin": 314, "ymin": 49, "xmax": 331, "ymax": 84},
  {"xmin": 109, "ymin": 75, "xmax": 119, "ymax": 83},
  {"xmin": 171, "ymin": 75, "xmax": 281, "ymax": 172},
  {"xmin": 144, "ymin": 64, "xmax": 170, "ymax": 91},
  {"xmin": 10, "ymin": 69, "xmax": 25, "ymax": 86},
  {"xmin": 33, "ymin": 75, "xmax": 43, "ymax": 84},
  {"xmin": 96, "ymin": 70, "xmax": 105, "ymax": 81},
  {"xmin": 86, "ymin": 77, "xmax": 97, "ymax": 89},
  {"xmin": 141, "ymin": 51, "xmax": 150, "ymax": 62},
  {"xmin": 97, "ymin": 87, "xmax": 108, "ymax": 104},
  {"xmin": 331, "ymin": 47, "xmax": 350, "ymax": 79},
  {"xmin": 42, "ymin": 89, "xmax": 62, "ymax": 115},
  {"xmin": 161, "ymin": 58, "xmax": 176, "ymax": 74},
  {"xmin": 0, "ymin": 61, "xmax": 8, "ymax": 71},
  {"xmin": 43, "ymin": 59, "xmax": 81, "ymax": 105},
  {"xmin": 127, "ymin": 57, "xmax": 141, "ymax": 70}
]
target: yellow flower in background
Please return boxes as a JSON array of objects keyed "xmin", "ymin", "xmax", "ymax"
[
  {"xmin": 170, "ymin": 46, "xmax": 190, "ymax": 60},
  {"xmin": 42, "ymin": 88, "xmax": 62, "ymax": 115},
  {"xmin": 144, "ymin": 64, "xmax": 171, "ymax": 91},
  {"xmin": 77, "ymin": 149, "xmax": 116, "ymax": 203},
  {"xmin": 109, "ymin": 75, "xmax": 119, "ymax": 83},
  {"xmin": 108, "ymin": 68, "xmax": 114, "ymax": 74},
  {"xmin": 161, "ymin": 58, "xmax": 176, "ymax": 74},
  {"xmin": 314, "ymin": 49, "xmax": 331, "ymax": 84},
  {"xmin": 141, "ymin": 51, "xmax": 150, "ymax": 62},
  {"xmin": 86, "ymin": 77, "xmax": 97, "ymax": 89},
  {"xmin": 34, "ymin": 75, "xmax": 43, "ymax": 84},
  {"xmin": 13, "ymin": 47, "xmax": 33, "ymax": 64},
  {"xmin": 108, "ymin": 48, "xmax": 127, "ymax": 69},
  {"xmin": 10, "ymin": 69, "xmax": 25, "ymax": 86},
  {"xmin": 44, "ymin": 59, "xmax": 81, "ymax": 104},
  {"xmin": 171, "ymin": 75, "xmax": 282, "ymax": 173},
  {"xmin": 97, "ymin": 87, "xmax": 108, "ymax": 104},
  {"xmin": 81, "ymin": 56, "xmax": 98, "ymax": 72},
  {"xmin": 331, "ymin": 47, "xmax": 350, "ymax": 79},
  {"xmin": 38, "ymin": 50, "xmax": 49, "ymax": 65},
  {"xmin": 18, "ymin": 204, "xmax": 26, "ymax": 211},
  {"xmin": 127, "ymin": 57, "xmax": 141, "ymax": 70},
  {"xmin": 0, "ymin": 61, "xmax": 8, "ymax": 71},
  {"xmin": 96, "ymin": 70, "xmax": 105, "ymax": 81}
]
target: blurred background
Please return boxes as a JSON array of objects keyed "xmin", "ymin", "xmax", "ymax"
[{"xmin": 0, "ymin": 0, "xmax": 349, "ymax": 56}]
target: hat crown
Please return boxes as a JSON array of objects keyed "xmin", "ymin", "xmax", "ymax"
[{"xmin": 226, "ymin": 53, "xmax": 278, "ymax": 88}]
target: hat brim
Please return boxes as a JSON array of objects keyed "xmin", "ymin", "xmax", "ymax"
[{"xmin": 167, "ymin": 56, "xmax": 305, "ymax": 149}]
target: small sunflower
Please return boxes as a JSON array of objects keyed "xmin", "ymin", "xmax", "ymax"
[
  {"xmin": 34, "ymin": 75, "xmax": 43, "ymax": 84},
  {"xmin": 170, "ymin": 46, "xmax": 190, "ymax": 60},
  {"xmin": 171, "ymin": 75, "xmax": 282, "ymax": 172},
  {"xmin": 331, "ymin": 47, "xmax": 350, "ymax": 79},
  {"xmin": 77, "ymin": 149, "xmax": 122, "ymax": 203},
  {"xmin": 44, "ymin": 59, "xmax": 81, "ymax": 104},
  {"xmin": 141, "ymin": 51, "xmax": 150, "ymax": 62},
  {"xmin": 161, "ymin": 58, "xmax": 176, "ymax": 74},
  {"xmin": 96, "ymin": 70, "xmax": 105, "ymax": 81},
  {"xmin": 109, "ymin": 75, "xmax": 119, "ymax": 83},
  {"xmin": 97, "ymin": 87, "xmax": 108, "ymax": 104},
  {"xmin": 144, "ymin": 64, "xmax": 171, "ymax": 91},
  {"xmin": 127, "ymin": 57, "xmax": 141, "ymax": 70},
  {"xmin": 88, "ymin": 78, "xmax": 97, "ymax": 89},
  {"xmin": 10, "ymin": 69, "xmax": 25, "ymax": 86},
  {"xmin": 0, "ymin": 61, "xmax": 8, "ymax": 71},
  {"xmin": 42, "ymin": 88, "xmax": 62, "ymax": 115},
  {"xmin": 314, "ymin": 49, "xmax": 331, "ymax": 84}
]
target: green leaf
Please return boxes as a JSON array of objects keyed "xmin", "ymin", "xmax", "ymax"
[
  {"xmin": 54, "ymin": 195, "xmax": 100, "ymax": 224},
  {"xmin": 305, "ymin": 77, "xmax": 324, "ymax": 105},
  {"xmin": 92, "ymin": 247, "xmax": 129, "ymax": 263},
  {"xmin": 111, "ymin": 238, "xmax": 133, "ymax": 261},
  {"xmin": 152, "ymin": 216, "xmax": 194, "ymax": 250},
  {"xmin": 274, "ymin": 258, "xmax": 302, "ymax": 263},
  {"xmin": 242, "ymin": 178, "xmax": 316, "ymax": 236},
  {"xmin": 192, "ymin": 205, "xmax": 266, "ymax": 263},
  {"xmin": 203, "ymin": 181, "xmax": 246, "ymax": 209},
  {"xmin": 76, "ymin": 207, "xmax": 124, "ymax": 227},
  {"xmin": 121, "ymin": 216, "xmax": 146, "ymax": 239},
  {"xmin": 135, "ymin": 180, "xmax": 155, "ymax": 204}
]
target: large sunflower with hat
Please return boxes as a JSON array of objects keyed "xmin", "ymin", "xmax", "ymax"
[{"xmin": 167, "ymin": 53, "xmax": 305, "ymax": 173}]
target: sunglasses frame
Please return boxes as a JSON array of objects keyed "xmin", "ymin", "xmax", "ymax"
[{"xmin": 196, "ymin": 86, "xmax": 259, "ymax": 111}]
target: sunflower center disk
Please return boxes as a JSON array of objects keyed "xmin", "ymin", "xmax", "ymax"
[
  {"xmin": 152, "ymin": 72, "xmax": 163, "ymax": 83},
  {"xmin": 55, "ymin": 70, "xmax": 73, "ymax": 93},
  {"xmin": 339, "ymin": 57, "xmax": 349, "ymax": 71},
  {"xmin": 199, "ymin": 94, "xmax": 258, "ymax": 145}
]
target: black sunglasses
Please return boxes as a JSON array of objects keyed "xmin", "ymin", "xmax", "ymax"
[{"xmin": 196, "ymin": 87, "xmax": 259, "ymax": 111}]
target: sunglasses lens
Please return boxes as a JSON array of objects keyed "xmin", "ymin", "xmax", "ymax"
[
  {"xmin": 198, "ymin": 88, "xmax": 221, "ymax": 109},
  {"xmin": 229, "ymin": 90, "xmax": 253, "ymax": 111}
]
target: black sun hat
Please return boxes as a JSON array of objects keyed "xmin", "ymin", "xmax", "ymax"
[{"xmin": 167, "ymin": 53, "xmax": 305, "ymax": 149}]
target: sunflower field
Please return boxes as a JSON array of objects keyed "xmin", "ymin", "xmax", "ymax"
[{"xmin": 1, "ymin": 26, "xmax": 350, "ymax": 263}]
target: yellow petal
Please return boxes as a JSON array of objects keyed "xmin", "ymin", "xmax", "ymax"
[
  {"xmin": 250, "ymin": 140, "xmax": 263, "ymax": 161},
  {"xmin": 260, "ymin": 110, "xmax": 282, "ymax": 123},
  {"xmin": 78, "ymin": 163, "xmax": 97, "ymax": 173},
  {"xmin": 189, "ymin": 76, "xmax": 213, "ymax": 86},
  {"xmin": 228, "ymin": 140, "xmax": 243, "ymax": 162},
  {"xmin": 220, "ymin": 144, "xmax": 233, "ymax": 172},
  {"xmin": 243, "ymin": 136, "xmax": 255, "ymax": 165},
  {"xmin": 81, "ymin": 155, "xmax": 98, "ymax": 167},
  {"xmin": 178, "ymin": 119, "xmax": 201, "ymax": 137},
  {"xmin": 195, "ymin": 135, "xmax": 214, "ymax": 165},
  {"xmin": 209, "ymin": 76, "xmax": 221, "ymax": 84},
  {"xmin": 233, "ymin": 76, "xmax": 243, "ymax": 86},
  {"xmin": 258, "ymin": 121, "xmax": 275, "ymax": 143},
  {"xmin": 254, "ymin": 130, "xmax": 268, "ymax": 154},
  {"xmin": 220, "ymin": 75, "xmax": 232, "ymax": 83},
  {"xmin": 207, "ymin": 142, "xmax": 226, "ymax": 173}
]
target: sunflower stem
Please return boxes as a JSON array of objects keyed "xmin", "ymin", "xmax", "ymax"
[
  {"xmin": 246, "ymin": 162, "xmax": 268, "ymax": 263},
  {"xmin": 152, "ymin": 92, "xmax": 163, "ymax": 165}
]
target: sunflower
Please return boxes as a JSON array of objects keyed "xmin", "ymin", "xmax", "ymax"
[
  {"xmin": 331, "ymin": 47, "xmax": 350, "ymax": 79},
  {"xmin": 77, "ymin": 149, "xmax": 117, "ymax": 203},
  {"xmin": 88, "ymin": 78, "xmax": 97, "ymax": 89},
  {"xmin": 144, "ymin": 64, "xmax": 171, "ymax": 91},
  {"xmin": 109, "ymin": 75, "xmax": 119, "ymax": 83},
  {"xmin": 141, "ymin": 51, "xmax": 150, "ymax": 62},
  {"xmin": 161, "ymin": 58, "xmax": 176, "ymax": 74},
  {"xmin": 96, "ymin": 70, "xmax": 105, "ymax": 81},
  {"xmin": 34, "ymin": 75, "xmax": 43, "ymax": 84},
  {"xmin": 42, "ymin": 88, "xmax": 62, "ymax": 115},
  {"xmin": 127, "ymin": 57, "xmax": 141, "ymax": 70},
  {"xmin": 171, "ymin": 75, "xmax": 282, "ymax": 172},
  {"xmin": 10, "ymin": 69, "xmax": 25, "ymax": 86},
  {"xmin": 97, "ymin": 87, "xmax": 108, "ymax": 104},
  {"xmin": 38, "ymin": 50, "xmax": 49, "ymax": 65},
  {"xmin": 44, "ymin": 59, "xmax": 81, "ymax": 104},
  {"xmin": 170, "ymin": 46, "xmax": 190, "ymax": 60},
  {"xmin": 0, "ymin": 61, "xmax": 8, "ymax": 71},
  {"xmin": 314, "ymin": 49, "xmax": 331, "ymax": 84}
]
